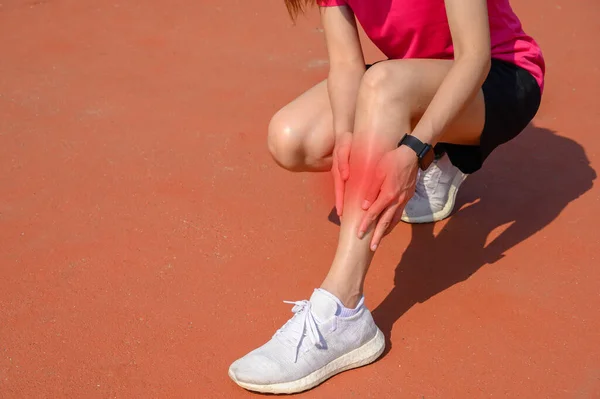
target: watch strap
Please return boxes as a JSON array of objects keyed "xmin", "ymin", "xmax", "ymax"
[{"xmin": 398, "ymin": 134, "xmax": 434, "ymax": 170}]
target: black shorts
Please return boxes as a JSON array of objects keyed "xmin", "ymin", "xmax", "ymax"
[{"xmin": 367, "ymin": 58, "xmax": 542, "ymax": 174}]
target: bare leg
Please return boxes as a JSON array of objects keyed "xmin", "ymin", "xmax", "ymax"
[
  {"xmin": 267, "ymin": 81, "xmax": 335, "ymax": 172},
  {"xmin": 268, "ymin": 59, "xmax": 485, "ymax": 308},
  {"xmin": 320, "ymin": 59, "xmax": 485, "ymax": 307},
  {"xmin": 231, "ymin": 59, "xmax": 487, "ymax": 394}
]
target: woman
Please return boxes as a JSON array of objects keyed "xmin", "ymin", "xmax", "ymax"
[{"xmin": 229, "ymin": 0, "xmax": 544, "ymax": 393}]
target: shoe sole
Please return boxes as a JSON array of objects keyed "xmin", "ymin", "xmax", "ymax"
[
  {"xmin": 401, "ymin": 172, "xmax": 468, "ymax": 224},
  {"xmin": 228, "ymin": 328, "xmax": 385, "ymax": 394}
]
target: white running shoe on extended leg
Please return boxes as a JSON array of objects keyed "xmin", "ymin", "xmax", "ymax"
[
  {"xmin": 228, "ymin": 289, "xmax": 385, "ymax": 394},
  {"xmin": 401, "ymin": 154, "xmax": 468, "ymax": 224}
]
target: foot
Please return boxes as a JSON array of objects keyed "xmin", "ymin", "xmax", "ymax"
[
  {"xmin": 228, "ymin": 289, "xmax": 385, "ymax": 394},
  {"xmin": 401, "ymin": 154, "xmax": 467, "ymax": 224}
]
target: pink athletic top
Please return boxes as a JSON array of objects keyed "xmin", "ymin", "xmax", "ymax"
[{"xmin": 318, "ymin": 0, "xmax": 545, "ymax": 92}]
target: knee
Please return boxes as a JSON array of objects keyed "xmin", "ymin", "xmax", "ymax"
[
  {"xmin": 267, "ymin": 111, "xmax": 306, "ymax": 171},
  {"xmin": 360, "ymin": 61, "xmax": 415, "ymax": 104}
]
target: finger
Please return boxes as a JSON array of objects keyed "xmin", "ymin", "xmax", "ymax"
[
  {"xmin": 358, "ymin": 192, "xmax": 393, "ymax": 238},
  {"xmin": 333, "ymin": 163, "xmax": 345, "ymax": 216},
  {"xmin": 384, "ymin": 207, "xmax": 403, "ymax": 236},
  {"xmin": 370, "ymin": 205, "xmax": 398, "ymax": 251},
  {"xmin": 335, "ymin": 179, "xmax": 345, "ymax": 216},
  {"xmin": 338, "ymin": 143, "xmax": 351, "ymax": 181},
  {"xmin": 362, "ymin": 168, "xmax": 386, "ymax": 210},
  {"xmin": 384, "ymin": 192, "xmax": 409, "ymax": 235}
]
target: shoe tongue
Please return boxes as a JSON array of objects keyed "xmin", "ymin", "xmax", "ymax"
[{"xmin": 309, "ymin": 289, "xmax": 341, "ymax": 322}]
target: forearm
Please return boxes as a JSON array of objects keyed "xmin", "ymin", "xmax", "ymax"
[
  {"xmin": 411, "ymin": 56, "xmax": 491, "ymax": 145},
  {"xmin": 327, "ymin": 64, "xmax": 366, "ymax": 136}
]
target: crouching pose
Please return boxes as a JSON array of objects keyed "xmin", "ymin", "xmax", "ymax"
[{"xmin": 229, "ymin": 0, "xmax": 544, "ymax": 393}]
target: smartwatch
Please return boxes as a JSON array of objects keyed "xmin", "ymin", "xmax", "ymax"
[{"xmin": 398, "ymin": 133, "xmax": 434, "ymax": 171}]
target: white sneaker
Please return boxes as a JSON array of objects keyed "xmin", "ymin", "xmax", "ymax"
[
  {"xmin": 401, "ymin": 155, "xmax": 467, "ymax": 224},
  {"xmin": 228, "ymin": 289, "xmax": 385, "ymax": 394}
]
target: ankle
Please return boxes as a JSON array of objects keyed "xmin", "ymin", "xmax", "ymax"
[{"xmin": 319, "ymin": 282, "xmax": 362, "ymax": 309}]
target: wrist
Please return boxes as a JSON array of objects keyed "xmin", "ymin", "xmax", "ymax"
[
  {"xmin": 396, "ymin": 144, "xmax": 419, "ymax": 164},
  {"xmin": 397, "ymin": 133, "xmax": 434, "ymax": 170},
  {"xmin": 409, "ymin": 130, "xmax": 434, "ymax": 146}
]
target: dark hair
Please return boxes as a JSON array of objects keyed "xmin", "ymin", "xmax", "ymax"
[{"xmin": 284, "ymin": 0, "xmax": 316, "ymax": 20}]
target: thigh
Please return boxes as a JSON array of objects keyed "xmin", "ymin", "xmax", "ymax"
[
  {"xmin": 364, "ymin": 59, "xmax": 486, "ymax": 146},
  {"xmin": 441, "ymin": 58, "xmax": 541, "ymax": 174},
  {"xmin": 270, "ymin": 80, "xmax": 336, "ymax": 162}
]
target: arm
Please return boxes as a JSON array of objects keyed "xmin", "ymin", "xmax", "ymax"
[
  {"xmin": 320, "ymin": 5, "xmax": 365, "ymax": 136},
  {"xmin": 321, "ymin": 4, "xmax": 366, "ymax": 216},
  {"xmin": 410, "ymin": 0, "xmax": 491, "ymax": 145},
  {"xmin": 359, "ymin": 0, "xmax": 492, "ymax": 247}
]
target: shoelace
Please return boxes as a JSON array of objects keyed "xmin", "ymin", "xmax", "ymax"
[{"xmin": 274, "ymin": 300, "xmax": 327, "ymax": 363}]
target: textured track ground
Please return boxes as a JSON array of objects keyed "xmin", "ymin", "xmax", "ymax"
[{"xmin": 1, "ymin": 0, "xmax": 598, "ymax": 397}]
